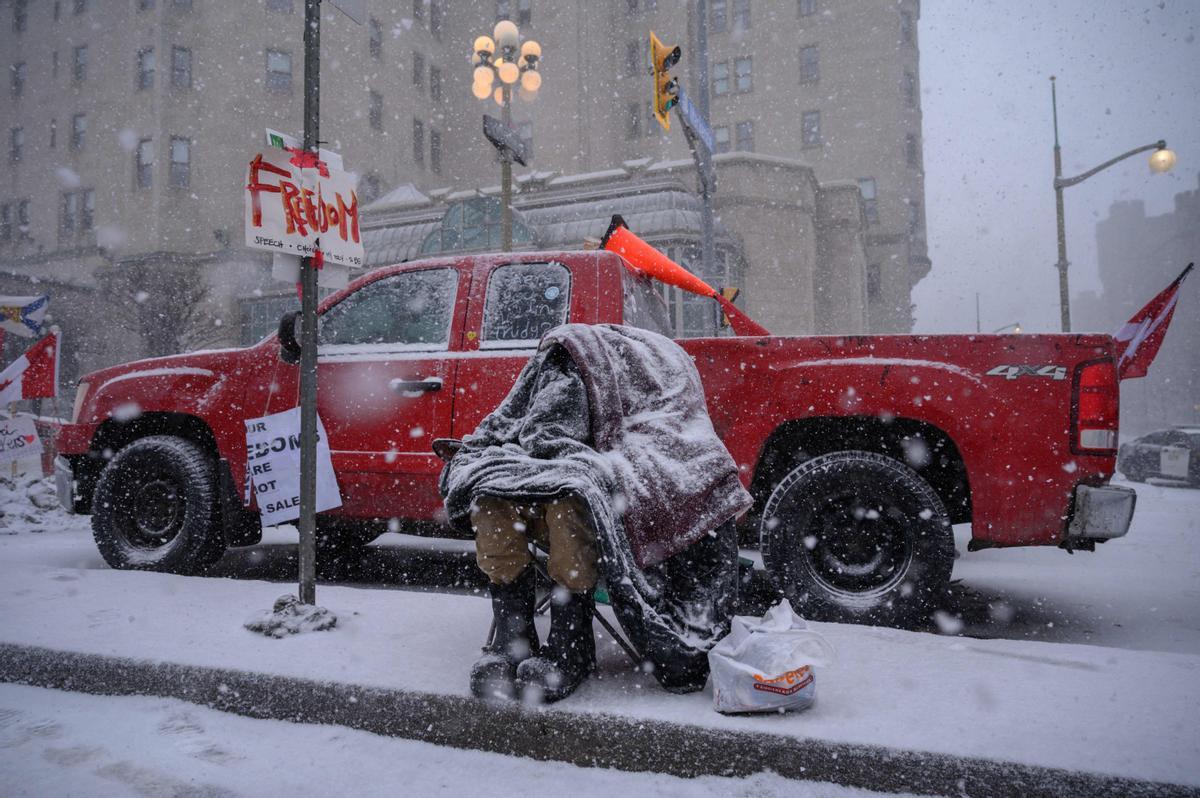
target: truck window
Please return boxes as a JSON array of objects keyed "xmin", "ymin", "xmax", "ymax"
[
  {"xmin": 481, "ymin": 262, "xmax": 571, "ymax": 347},
  {"xmin": 621, "ymin": 269, "xmax": 673, "ymax": 337},
  {"xmin": 318, "ymin": 268, "xmax": 458, "ymax": 348}
]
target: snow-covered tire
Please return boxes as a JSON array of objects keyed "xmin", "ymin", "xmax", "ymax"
[
  {"xmin": 760, "ymin": 450, "xmax": 954, "ymax": 627},
  {"xmin": 91, "ymin": 435, "xmax": 226, "ymax": 574}
]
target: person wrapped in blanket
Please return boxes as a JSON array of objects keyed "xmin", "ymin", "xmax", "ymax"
[{"xmin": 440, "ymin": 323, "xmax": 752, "ymax": 704}]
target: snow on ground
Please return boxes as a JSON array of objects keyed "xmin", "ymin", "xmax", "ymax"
[
  {"xmin": 0, "ymin": 684, "xmax": 909, "ymax": 798},
  {"xmin": 0, "ymin": 475, "xmax": 1198, "ymax": 788}
]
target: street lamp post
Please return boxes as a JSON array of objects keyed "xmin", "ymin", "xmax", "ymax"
[
  {"xmin": 471, "ymin": 21, "xmax": 541, "ymax": 252},
  {"xmin": 1050, "ymin": 76, "xmax": 1177, "ymax": 332}
]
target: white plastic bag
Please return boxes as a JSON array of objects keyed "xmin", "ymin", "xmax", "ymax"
[{"xmin": 708, "ymin": 599, "xmax": 834, "ymax": 714}]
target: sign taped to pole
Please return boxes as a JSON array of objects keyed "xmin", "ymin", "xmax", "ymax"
[
  {"xmin": 245, "ymin": 148, "xmax": 364, "ymax": 267},
  {"xmin": 244, "ymin": 407, "xmax": 342, "ymax": 527}
]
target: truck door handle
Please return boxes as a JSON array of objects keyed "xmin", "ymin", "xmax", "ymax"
[{"xmin": 390, "ymin": 377, "xmax": 443, "ymax": 394}]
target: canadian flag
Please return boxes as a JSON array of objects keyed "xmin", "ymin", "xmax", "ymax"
[
  {"xmin": 0, "ymin": 331, "xmax": 60, "ymax": 405},
  {"xmin": 1113, "ymin": 263, "xmax": 1192, "ymax": 380}
]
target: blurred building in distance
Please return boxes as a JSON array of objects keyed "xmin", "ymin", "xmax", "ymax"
[
  {"xmin": 0, "ymin": 0, "xmax": 927, "ymax": 385},
  {"xmin": 1074, "ymin": 172, "xmax": 1200, "ymax": 434}
]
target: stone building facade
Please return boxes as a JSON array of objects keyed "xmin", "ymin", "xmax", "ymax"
[{"xmin": 1, "ymin": 0, "xmax": 928, "ymax": 386}]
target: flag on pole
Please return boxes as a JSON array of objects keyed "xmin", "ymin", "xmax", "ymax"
[
  {"xmin": 0, "ymin": 295, "xmax": 49, "ymax": 339},
  {"xmin": 1113, "ymin": 263, "xmax": 1192, "ymax": 380},
  {"xmin": 0, "ymin": 331, "xmax": 60, "ymax": 405}
]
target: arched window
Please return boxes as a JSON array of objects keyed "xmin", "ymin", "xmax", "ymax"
[{"xmin": 419, "ymin": 197, "xmax": 535, "ymax": 254}]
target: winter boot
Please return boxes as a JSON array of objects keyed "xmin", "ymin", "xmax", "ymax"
[
  {"xmin": 515, "ymin": 588, "xmax": 596, "ymax": 704},
  {"xmin": 470, "ymin": 566, "xmax": 539, "ymax": 700}
]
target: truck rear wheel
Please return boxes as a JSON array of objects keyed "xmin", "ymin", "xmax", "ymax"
[
  {"xmin": 91, "ymin": 435, "xmax": 227, "ymax": 574},
  {"xmin": 760, "ymin": 450, "xmax": 954, "ymax": 627}
]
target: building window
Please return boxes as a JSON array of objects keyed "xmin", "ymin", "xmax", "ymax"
[
  {"xmin": 413, "ymin": 0, "xmax": 424, "ymax": 22},
  {"xmin": 906, "ymin": 134, "xmax": 919, "ymax": 168},
  {"xmin": 799, "ymin": 0, "xmax": 815, "ymax": 16},
  {"xmin": 430, "ymin": 0, "xmax": 443, "ymax": 40},
  {"xmin": 369, "ymin": 17, "xmax": 382, "ymax": 59},
  {"xmin": 800, "ymin": 45, "xmax": 818, "ymax": 84},
  {"xmin": 139, "ymin": 0, "xmax": 155, "ymax": 11},
  {"xmin": 900, "ymin": 11, "xmax": 913, "ymax": 44},
  {"xmin": 9, "ymin": 127, "xmax": 23, "ymax": 163},
  {"xmin": 81, "ymin": 188, "xmax": 94, "ymax": 229},
  {"xmin": 801, "ymin": 110, "xmax": 821, "ymax": 147},
  {"xmin": 74, "ymin": 0, "xmax": 87, "ymax": 15},
  {"xmin": 174, "ymin": 0, "xmax": 192, "ymax": 10},
  {"xmin": 517, "ymin": 0, "xmax": 531, "ymax": 26},
  {"xmin": 267, "ymin": 0, "xmax": 293, "ymax": 12},
  {"xmin": 170, "ymin": 137, "xmax": 190, "ymax": 188},
  {"xmin": 360, "ymin": 174, "xmax": 382, "ymax": 203},
  {"xmin": 266, "ymin": 50, "xmax": 291, "ymax": 92},
  {"xmin": 0, "ymin": 205, "xmax": 9, "ymax": 241},
  {"xmin": 626, "ymin": 102, "xmax": 641, "ymax": 140},
  {"xmin": 137, "ymin": 48, "xmax": 155, "ymax": 90},
  {"xmin": 866, "ymin": 263, "xmax": 881, "ymax": 299},
  {"xmin": 13, "ymin": 0, "xmax": 28, "ymax": 32},
  {"xmin": 17, "ymin": 200, "xmax": 28, "ymax": 237},
  {"xmin": 11, "ymin": 62, "xmax": 26, "ymax": 96},
  {"xmin": 431, "ymin": 129, "xmax": 442, "ymax": 175},
  {"xmin": 857, "ymin": 178, "xmax": 878, "ymax": 223},
  {"xmin": 625, "ymin": 40, "xmax": 641, "ymax": 77},
  {"xmin": 413, "ymin": 119, "xmax": 424, "ymax": 166},
  {"xmin": 430, "ymin": 66, "xmax": 442, "ymax": 102},
  {"xmin": 172, "ymin": 46, "xmax": 191, "ymax": 89},
  {"xmin": 734, "ymin": 56, "xmax": 753, "ymax": 92},
  {"xmin": 907, "ymin": 201, "xmax": 921, "ymax": 235},
  {"xmin": 71, "ymin": 113, "xmax": 86, "ymax": 149},
  {"xmin": 713, "ymin": 125, "xmax": 730, "ymax": 154},
  {"xmin": 73, "ymin": 45, "xmax": 88, "ymax": 81},
  {"xmin": 61, "ymin": 192, "xmax": 77, "ymax": 233},
  {"xmin": 712, "ymin": 61, "xmax": 729, "ymax": 96},
  {"xmin": 496, "ymin": 0, "xmax": 509, "ymax": 20},
  {"xmin": 136, "ymin": 138, "xmax": 153, "ymax": 188},
  {"xmin": 711, "ymin": 0, "xmax": 726, "ymax": 32},
  {"xmin": 733, "ymin": 0, "xmax": 750, "ymax": 29},
  {"xmin": 368, "ymin": 90, "xmax": 383, "ymax": 130},
  {"xmin": 412, "ymin": 52, "xmax": 425, "ymax": 88},
  {"xmin": 52, "ymin": 51, "xmax": 59, "ymax": 78},
  {"xmin": 903, "ymin": 71, "xmax": 916, "ymax": 106},
  {"xmin": 49, "ymin": 118, "xmax": 56, "ymax": 148},
  {"xmin": 735, "ymin": 120, "xmax": 754, "ymax": 152}
]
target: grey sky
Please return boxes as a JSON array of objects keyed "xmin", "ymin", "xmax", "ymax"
[{"xmin": 914, "ymin": 0, "xmax": 1199, "ymax": 333}]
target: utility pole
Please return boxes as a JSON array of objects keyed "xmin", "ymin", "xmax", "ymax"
[
  {"xmin": 695, "ymin": 1, "xmax": 715, "ymax": 287},
  {"xmin": 297, "ymin": 0, "xmax": 321, "ymax": 605}
]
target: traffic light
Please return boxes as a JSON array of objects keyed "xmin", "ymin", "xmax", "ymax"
[{"xmin": 650, "ymin": 31, "xmax": 681, "ymax": 131}]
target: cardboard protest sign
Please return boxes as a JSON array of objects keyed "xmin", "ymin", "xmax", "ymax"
[
  {"xmin": 244, "ymin": 407, "xmax": 342, "ymax": 526},
  {"xmin": 245, "ymin": 148, "xmax": 364, "ymax": 268},
  {"xmin": 0, "ymin": 415, "xmax": 43, "ymax": 464}
]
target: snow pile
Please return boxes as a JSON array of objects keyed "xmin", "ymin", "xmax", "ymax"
[
  {"xmin": 0, "ymin": 474, "xmax": 67, "ymax": 535},
  {"xmin": 244, "ymin": 594, "xmax": 338, "ymax": 638}
]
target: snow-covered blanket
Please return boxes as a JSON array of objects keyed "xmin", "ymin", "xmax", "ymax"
[{"xmin": 440, "ymin": 323, "xmax": 753, "ymax": 691}]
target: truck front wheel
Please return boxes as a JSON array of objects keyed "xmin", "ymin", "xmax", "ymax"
[
  {"xmin": 91, "ymin": 435, "xmax": 227, "ymax": 574},
  {"xmin": 760, "ymin": 450, "xmax": 954, "ymax": 627}
]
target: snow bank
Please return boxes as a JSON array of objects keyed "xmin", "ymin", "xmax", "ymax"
[{"xmin": 0, "ymin": 475, "xmax": 70, "ymax": 536}]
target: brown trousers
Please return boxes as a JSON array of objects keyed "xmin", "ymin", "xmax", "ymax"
[{"xmin": 471, "ymin": 495, "xmax": 599, "ymax": 592}]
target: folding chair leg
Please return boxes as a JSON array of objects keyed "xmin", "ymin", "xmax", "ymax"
[{"xmin": 592, "ymin": 606, "xmax": 642, "ymax": 667}]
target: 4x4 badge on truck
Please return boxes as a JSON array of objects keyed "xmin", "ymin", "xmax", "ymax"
[{"xmin": 985, "ymin": 364, "xmax": 1068, "ymax": 380}]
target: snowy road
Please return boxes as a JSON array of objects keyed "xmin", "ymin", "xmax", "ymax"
[
  {"xmin": 0, "ymin": 684, "xmax": 906, "ymax": 798},
  {"xmin": 3, "ymin": 476, "xmax": 1197, "ymax": 655}
]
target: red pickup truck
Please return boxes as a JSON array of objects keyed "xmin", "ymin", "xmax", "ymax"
[{"xmin": 56, "ymin": 250, "xmax": 1136, "ymax": 624}]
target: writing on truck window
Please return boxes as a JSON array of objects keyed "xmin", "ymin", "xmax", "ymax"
[
  {"xmin": 319, "ymin": 268, "xmax": 457, "ymax": 347},
  {"xmin": 482, "ymin": 262, "xmax": 571, "ymax": 344}
]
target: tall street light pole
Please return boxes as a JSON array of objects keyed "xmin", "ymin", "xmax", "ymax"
[
  {"xmin": 1050, "ymin": 76, "xmax": 1177, "ymax": 333},
  {"xmin": 471, "ymin": 21, "xmax": 542, "ymax": 252}
]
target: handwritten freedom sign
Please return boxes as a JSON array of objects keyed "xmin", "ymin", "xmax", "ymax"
[
  {"xmin": 0, "ymin": 415, "xmax": 43, "ymax": 464},
  {"xmin": 244, "ymin": 148, "xmax": 364, "ymax": 267},
  {"xmin": 245, "ymin": 407, "xmax": 342, "ymax": 526}
]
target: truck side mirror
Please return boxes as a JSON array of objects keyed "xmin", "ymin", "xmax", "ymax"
[{"xmin": 278, "ymin": 310, "xmax": 302, "ymax": 365}]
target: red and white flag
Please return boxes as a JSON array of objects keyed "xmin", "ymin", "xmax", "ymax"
[
  {"xmin": 0, "ymin": 331, "xmax": 60, "ymax": 405},
  {"xmin": 1113, "ymin": 263, "xmax": 1192, "ymax": 380}
]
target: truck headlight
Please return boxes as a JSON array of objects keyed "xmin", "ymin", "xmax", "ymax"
[{"xmin": 71, "ymin": 381, "xmax": 91, "ymax": 424}]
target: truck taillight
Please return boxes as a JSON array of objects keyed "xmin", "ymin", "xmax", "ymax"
[{"xmin": 1071, "ymin": 359, "xmax": 1118, "ymax": 454}]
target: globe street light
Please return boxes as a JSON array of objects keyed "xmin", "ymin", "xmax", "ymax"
[
  {"xmin": 470, "ymin": 21, "xmax": 541, "ymax": 251},
  {"xmin": 1050, "ymin": 76, "xmax": 1177, "ymax": 332}
]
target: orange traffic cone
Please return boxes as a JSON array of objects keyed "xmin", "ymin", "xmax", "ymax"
[{"xmin": 600, "ymin": 215, "xmax": 770, "ymax": 337}]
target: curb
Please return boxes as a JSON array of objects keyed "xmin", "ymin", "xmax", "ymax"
[{"xmin": 0, "ymin": 642, "xmax": 1194, "ymax": 798}]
